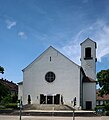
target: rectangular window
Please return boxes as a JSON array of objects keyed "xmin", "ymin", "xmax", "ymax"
[
  {"xmin": 85, "ymin": 47, "xmax": 91, "ymax": 58},
  {"xmin": 84, "ymin": 47, "xmax": 93, "ymax": 59},
  {"xmin": 50, "ymin": 56, "xmax": 51, "ymax": 61}
]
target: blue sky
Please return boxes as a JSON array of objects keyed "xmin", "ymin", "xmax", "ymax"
[{"xmin": 0, "ymin": 0, "xmax": 109, "ymax": 83}]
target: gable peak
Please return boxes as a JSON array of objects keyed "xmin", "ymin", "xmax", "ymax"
[{"xmin": 80, "ymin": 38, "xmax": 96, "ymax": 45}]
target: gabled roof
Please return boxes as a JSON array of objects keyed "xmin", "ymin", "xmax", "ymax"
[
  {"xmin": 83, "ymin": 76, "xmax": 96, "ymax": 83},
  {"xmin": 0, "ymin": 78, "xmax": 18, "ymax": 92},
  {"xmin": 96, "ymin": 90, "xmax": 109, "ymax": 100},
  {"xmin": 80, "ymin": 38, "xmax": 97, "ymax": 48},
  {"xmin": 22, "ymin": 46, "xmax": 81, "ymax": 72},
  {"xmin": 17, "ymin": 81, "xmax": 23, "ymax": 85}
]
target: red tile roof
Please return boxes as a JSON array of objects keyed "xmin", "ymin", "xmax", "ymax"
[
  {"xmin": 0, "ymin": 78, "xmax": 18, "ymax": 93},
  {"xmin": 96, "ymin": 90, "xmax": 109, "ymax": 100}
]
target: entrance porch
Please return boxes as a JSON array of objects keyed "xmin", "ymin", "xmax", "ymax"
[{"xmin": 40, "ymin": 94, "xmax": 61, "ymax": 104}]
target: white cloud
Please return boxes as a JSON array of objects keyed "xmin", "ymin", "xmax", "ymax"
[
  {"xmin": 83, "ymin": 0, "xmax": 89, "ymax": 3},
  {"xmin": 90, "ymin": 20, "xmax": 109, "ymax": 62},
  {"xmin": 58, "ymin": 34, "xmax": 81, "ymax": 65},
  {"xmin": 5, "ymin": 19, "xmax": 16, "ymax": 29},
  {"xmin": 60, "ymin": 42, "xmax": 81, "ymax": 65},
  {"xmin": 59, "ymin": 19, "xmax": 109, "ymax": 65},
  {"xmin": 18, "ymin": 32, "xmax": 27, "ymax": 39}
]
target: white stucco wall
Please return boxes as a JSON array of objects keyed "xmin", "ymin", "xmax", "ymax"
[
  {"xmin": 18, "ymin": 84, "xmax": 23, "ymax": 100},
  {"xmin": 83, "ymin": 82, "xmax": 96, "ymax": 109},
  {"xmin": 23, "ymin": 47, "xmax": 81, "ymax": 107}
]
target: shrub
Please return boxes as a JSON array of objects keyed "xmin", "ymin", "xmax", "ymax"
[
  {"xmin": 106, "ymin": 110, "xmax": 109, "ymax": 116},
  {"xmin": 105, "ymin": 103, "xmax": 109, "ymax": 111},
  {"xmin": 5, "ymin": 103, "xmax": 17, "ymax": 109},
  {"xmin": 95, "ymin": 106, "xmax": 106, "ymax": 114},
  {"xmin": 95, "ymin": 106, "xmax": 105, "ymax": 111}
]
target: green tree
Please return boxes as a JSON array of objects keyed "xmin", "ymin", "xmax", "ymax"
[
  {"xmin": 11, "ymin": 93, "xmax": 18, "ymax": 103},
  {"xmin": 0, "ymin": 66, "xmax": 4, "ymax": 74},
  {"xmin": 0, "ymin": 83, "xmax": 10, "ymax": 102},
  {"xmin": 97, "ymin": 69, "xmax": 109, "ymax": 96},
  {"xmin": 1, "ymin": 94, "xmax": 12, "ymax": 104}
]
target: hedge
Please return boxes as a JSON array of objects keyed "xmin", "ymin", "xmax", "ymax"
[{"xmin": 5, "ymin": 103, "xmax": 17, "ymax": 109}]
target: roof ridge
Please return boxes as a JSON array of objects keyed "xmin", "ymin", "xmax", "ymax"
[{"xmin": 22, "ymin": 46, "xmax": 80, "ymax": 72}]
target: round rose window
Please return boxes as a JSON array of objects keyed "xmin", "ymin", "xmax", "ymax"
[{"xmin": 45, "ymin": 72, "xmax": 55, "ymax": 83}]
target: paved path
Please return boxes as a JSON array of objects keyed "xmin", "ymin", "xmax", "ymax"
[{"xmin": 0, "ymin": 115, "xmax": 109, "ymax": 120}]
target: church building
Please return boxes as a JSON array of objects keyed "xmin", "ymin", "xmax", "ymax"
[{"xmin": 18, "ymin": 38, "xmax": 97, "ymax": 110}]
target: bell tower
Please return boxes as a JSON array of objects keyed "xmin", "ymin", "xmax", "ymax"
[{"xmin": 80, "ymin": 38, "xmax": 97, "ymax": 80}]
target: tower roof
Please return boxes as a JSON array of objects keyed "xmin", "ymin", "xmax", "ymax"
[{"xmin": 80, "ymin": 38, "xmax": 97, "ymax": 48}]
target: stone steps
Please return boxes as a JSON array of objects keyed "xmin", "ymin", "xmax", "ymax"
[
  {"xmin": 0, "ymin": 104, "xmax": 97, "ymax": 117},
  {"xmin": 23, "ymin": 104, "xmax": 73, "ymax": 110}
]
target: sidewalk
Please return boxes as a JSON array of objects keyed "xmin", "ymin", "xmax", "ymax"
[
  {"xmin": 0, "ymin": 115, "xmax": 109, "ymax": 120},
  {"xmin": 0, "ymin": 109, "xmax": 97, "ymax": 117}
]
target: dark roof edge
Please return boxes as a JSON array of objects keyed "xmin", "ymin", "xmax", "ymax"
[
  {"xmin": 83, "ymin": 76, "xmax": 96, "ymax": 83},
  {"xmin": 17, "ymin": 81, "xmax": 23, "ymax": 85}
]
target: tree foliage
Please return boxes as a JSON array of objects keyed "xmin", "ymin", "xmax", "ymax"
[
  {"xmin": 0, "ymin": 66, "xmax": 4, "ymax": 74},
  {"xmin": 0, "ymin": 83, "xmax": 18, "ymax": 104},
  {"xmin": 0, "ymin": 83, "xmax": 10, "ymax": 102},
  {"xmin": 1, "ymin": 94, "xmax": 12, "ymax": 103},
  {"xmin": 97, "ymin": 69, "xmax": 109, "ymax": 96}
]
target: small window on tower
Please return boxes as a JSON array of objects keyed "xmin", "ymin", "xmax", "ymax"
[{"xmin": 85, "ymin": 47, "xmax": 92, "ymax": 59}]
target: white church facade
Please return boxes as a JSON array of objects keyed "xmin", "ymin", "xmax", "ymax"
[{"xmin": 18, "ymin": 38, "xmax": 97, "ymax": 110}]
